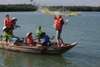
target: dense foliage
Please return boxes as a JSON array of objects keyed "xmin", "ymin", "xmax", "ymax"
[
  {"xmin": 0, "ymin": 4, "xmax": 100, "ymax": 12},
  {"xmin": 0, "ymin": 4, "xmax": 37, "ymax": 12}
]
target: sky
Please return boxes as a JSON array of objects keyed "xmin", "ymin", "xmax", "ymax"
[{"xmin": 0, "ymin": 0, "xmax": 100, "ymax": 6}]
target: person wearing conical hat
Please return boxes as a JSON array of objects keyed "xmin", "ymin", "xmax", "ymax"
[{"xmin": 25, "ymin": 32, "xmax": 36, "ymax": 47}]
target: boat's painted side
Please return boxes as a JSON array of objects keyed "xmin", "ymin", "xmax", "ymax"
[{"xmin": 0, "ymin": 41, "xmax": 77, "ymax": 55}]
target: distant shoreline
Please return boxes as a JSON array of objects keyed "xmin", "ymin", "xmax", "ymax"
[
  {"xmin": 0, "ymin": 4, "xmax": 100, "ymax": 12},
  {"xmin": 0, "ymin": 4, "xmax": 37, "ymax": 12},
  {"xmin": 47, "ymin": 6, "xmax": 100, "ymax": 12}
]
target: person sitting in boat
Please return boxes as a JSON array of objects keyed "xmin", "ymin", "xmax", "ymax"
[
  {"xmin": 41, "ymin": 32, "xmax": 51, "ymax": 47},
  {"xmin": 25, "ymin": 32, "xmax": 36, "ymax": 47},
  {"xmin": 36, "ymin": 26, "xmax": 44, "ymax": 42}
]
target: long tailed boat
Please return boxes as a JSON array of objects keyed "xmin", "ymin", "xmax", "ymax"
[{"xmin": 0, "ymin": 40, "xmax": 78, "ymax": 55}]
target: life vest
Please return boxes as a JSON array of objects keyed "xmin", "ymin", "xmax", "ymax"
[
  {"xmin": 26, "ymin": 36, "xmax": 34, "ymax": 44},
  {"xmin": 36, "ymin": 28, "xmax": 44, "ymax": 38},
  {"xmin": 54, "ymin": 18, "xmax": 63, "ymax": 31},
  {"xmin": 4, "ymin": 18, "xmax": 13, "ymax": 28}
]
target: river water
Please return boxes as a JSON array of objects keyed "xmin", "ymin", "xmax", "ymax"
[{"xmin": 0, "ymin": 12, "xmax": 100, "ymax": 67}]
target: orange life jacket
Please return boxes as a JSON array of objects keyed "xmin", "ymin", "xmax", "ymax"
[
  {"xmin": 26, "ymin": 35, "xmax": 34, "ymax": 44},
  {"xmin": 54, "ymin": 17, "xmax": 63, "ymax": 31},
  {"xmin": 4, "ymin": 18, "xmax": 13, "ymax": 28}
]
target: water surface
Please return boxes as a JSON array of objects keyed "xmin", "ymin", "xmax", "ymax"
[{"xmin": 0, "ymin": 12, "xmax": 100, "ymax": 67}]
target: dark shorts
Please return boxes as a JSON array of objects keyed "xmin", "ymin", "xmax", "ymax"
[
  {"xmin": 56, "ymin": 30, "xmax": 62, "ymax": 39},
  {"xmin": 3, "ymin": 28, "xmax": 13, "ymax": 35}
]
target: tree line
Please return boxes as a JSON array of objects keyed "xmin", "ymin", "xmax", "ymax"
[
  {"xmin": 0, "ymin": 4, "xmax": 100, "ymax": 12},
  {"xmin": 0, "ymin": 4, "xmax": 37, "ymax": 12}
]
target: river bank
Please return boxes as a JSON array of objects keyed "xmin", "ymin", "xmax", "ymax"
[
  {"xmin": 0, "ymin": 4, "xmax": 37, "ymax": 12},
  {"xmin": 0, "ymin": 4, "xmax": 100, "ymax": 12},
  {"xmin": 47, "ymin": 6, "xmax": 100, "ymax": 11}
]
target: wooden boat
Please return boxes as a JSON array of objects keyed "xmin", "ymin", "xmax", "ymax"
[{"xmin": 0, "ymin": 40, "xmax": 78, "ymax": 55}]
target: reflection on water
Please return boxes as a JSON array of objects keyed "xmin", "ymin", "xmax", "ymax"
[{"xmin": 0, "ymin": 50, "xmax": 72, "ymax": 67}]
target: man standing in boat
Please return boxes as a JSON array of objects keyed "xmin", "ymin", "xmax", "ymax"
[
  {"xmin": 54, "ymin": 15, "xmax": 64, "ymax": 47},
  {"xmin": 3, "ymin": 14, "xmax": 17, "ymax": 44},
  {"xmin": 3, "ymin": 14, "xmax": 13, "ymax": 42}
]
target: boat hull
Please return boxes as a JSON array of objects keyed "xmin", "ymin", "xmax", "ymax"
[{"xmin": 0, "ymin": 41, "xmax": 77, "ymax": 55}]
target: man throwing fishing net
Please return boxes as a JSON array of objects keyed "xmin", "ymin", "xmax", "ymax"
[
  {"xmin": 54, "ymin": 15, "xmax": 65, "ymax": 47},
  {"xmin": 3, "ymin": 14, "xmax": 17, "ymax": 43}
]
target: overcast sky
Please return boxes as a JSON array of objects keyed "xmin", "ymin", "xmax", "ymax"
[{"xmin": 0, "ymin": 0, "xmax": 100, "ymax": 6}]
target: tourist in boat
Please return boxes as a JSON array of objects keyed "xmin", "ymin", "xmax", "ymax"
[
  {"xmin": 25, "ymin": 32, "xmax": 36, "ymax": 47},
  {"xmin": 3, "ymin": 15, "xmax": 18, "ymax": 41},
  {"xmin": 3, "ymin": 14, "xmax": 13, "ymax": 41},
  {"xmin": 54, "ymin": 15, "xmax": 64, "ymax": 47},
  {"xmin": 36, "ymin": 26, "xmax": 44, "ymax": 42},
  {"xmin": 41, "ymin": 32, "xmax": 51, "ymax": 47}
]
